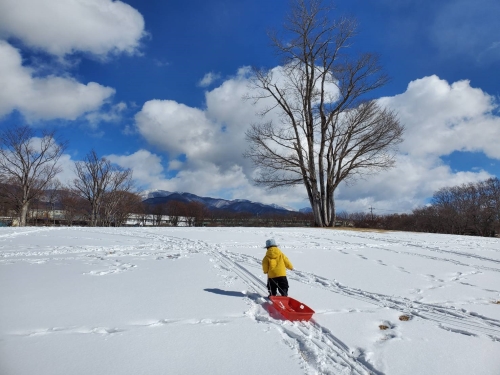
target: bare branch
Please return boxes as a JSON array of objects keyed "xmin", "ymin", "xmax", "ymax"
[
  {"xmin": 73, "ymin": 149, "xmax": 133, "ymax": 226},
  {"xmin": 0, "ymin": 126, "xmax": 67, "ymax": 226}
]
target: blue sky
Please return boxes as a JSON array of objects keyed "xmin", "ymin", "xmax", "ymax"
[{"xmin": 0, "ymin": 0, "xmax": 499, "ymax": 213}]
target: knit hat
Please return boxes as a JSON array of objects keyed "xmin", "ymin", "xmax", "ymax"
[{"xmin": 265, "ymin": 239, "xmax": 277, "ymax": 248}]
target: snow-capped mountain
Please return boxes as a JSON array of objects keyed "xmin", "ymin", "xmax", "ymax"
[
  {"xmin": 141, "ymin": 190, "xmax": 299, "ymax": 216},
  {"xmin": 140, "ymin": 190, "xmax": 175, "ymax": 200}
]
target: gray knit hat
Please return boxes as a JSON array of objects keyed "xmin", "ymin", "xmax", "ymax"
[{"xmin": 265, "ymin": 239, "xmax": 277, "ymax": 248}]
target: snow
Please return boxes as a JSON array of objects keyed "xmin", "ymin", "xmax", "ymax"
[
  {"xmin": 1, "ymin": 227, "xmax": 500, "ymax": 375},
  {"xmin": 269, "ymin": 203, "xmax": 296, "ymax": 211},
  {"xmin": 140, "ymin": 190, "xmax": 175, "ymax": 200}
]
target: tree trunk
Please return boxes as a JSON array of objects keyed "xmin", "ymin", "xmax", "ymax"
[
  {"xmin": 311, "ymin": 191, "xmax": 324, "ymax": 227},
  {"xmin": 91, "ymin": 206, "xmax": 98, "ymax": 227},
  {"xmin": 20, "ymin": 202, "xmax": 29, "ymax": 227},
  {"xmin": 327, "ymin": 197, "xmax": 335, "ymax": 227}
]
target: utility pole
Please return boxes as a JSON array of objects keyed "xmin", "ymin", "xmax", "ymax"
[{"xmin": 369, "ymin": 207, "xmax": 374, "ymax": 221}]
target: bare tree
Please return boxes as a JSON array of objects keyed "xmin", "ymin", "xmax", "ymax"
[
  {"xmin": 166, "ymin": 201, "xmax": 185, "ymax": 226},
  {"xmin": 0, "ymin": 126, "xmax": 66, "ymax": 226},
  {"xmin": 100, "ymin": 183, "xmax": 134, "ymax": 226},
  {"xmin": 43, "ymin": 179, "xmax": 62, "ymax": 225},
  {"xmin": 245, "ymin": 0, "xmax": 403, "ymax": 227},
  {"xmin": 59, "ymin": 187, "xmax": 87, "ymax": 226},
  {"xmin": 374, "ymin": 177, "xmax": 500, "ymax": 237},
  {"xmin": 0, "ymin": 178, "xmax": 16, "ymax": 218},
  {"xmin": 184, "ymin": 202, "xmax": 208, "ymax": 227},
  {"xmin": 478, "ymin": 178, "xmax": 500, "ymax": 236},
  {"xmin": 135, "ymin": 202, "xmax": 148, "ymax": 226},
  {"xmin": 149, "ymin": 202, "xmax": 167, "ymax": 226},
  {"xmin": 106, "ymin": 191, "xmax": 143, "ymax": 227},
  {"xmin": 73, "ymin": 150, "xmax": 133, "ymax": 226}
]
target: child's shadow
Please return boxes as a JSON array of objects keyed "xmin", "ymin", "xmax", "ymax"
[{"xmin": 203, "ymin": 288, "xmax": 246, "ymax": 297}]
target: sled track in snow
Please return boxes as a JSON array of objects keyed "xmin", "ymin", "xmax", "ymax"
[
  {"xmin": 210, "ymin": 247, "xmax": 379, "ymax": 375},
  {"xmin": 0, "ymin": 228, "xmax": 200, "ymax": 262},
  {"xmin": 358, "ymin": 242, "xmax": 500, "ymax": 273},
  {"xmin": 219, "ymin": 250, "xmax": 500, "ymax": 342},
  {"xmin": 340, "ymin": 231, "xmax": 500, "ymax": 256},
  {"xmin": 0, "ymin": 227, "xmax": 57, "ymax": 239},
  {"xmin": 286, "ymin": 232, "xmax": 500, "ymax": 273}
]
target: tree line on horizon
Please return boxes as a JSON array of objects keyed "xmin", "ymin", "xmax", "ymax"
[
  {"xmin": 0, "ymin": 174, "xmax": 314, "ymax": 229},
  {"xmin": 340, "ymin": 178, "xmax": 500, "ymax": 237}
]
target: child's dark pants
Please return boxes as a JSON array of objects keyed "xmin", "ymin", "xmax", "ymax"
[{"xmin": 267, "ymin": 276, "xmax": 289, "ymax": 296}]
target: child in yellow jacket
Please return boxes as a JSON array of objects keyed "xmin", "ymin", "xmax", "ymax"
[{"xmin": 262, "ymin": 239, "xmax": 293, "ymax": 297}]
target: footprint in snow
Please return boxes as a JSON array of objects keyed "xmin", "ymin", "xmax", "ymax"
[
  {"xmin": 377, "ymin": 321, "xmax": 401, "ymax": 342},
  {"xmin": 21, "ymin": 326, "xmax": 124, "ymax": 336},
  {"xmin": 84, "ymin": 263, "xmax": 136, "ymax": 276},
  {"xmin": 396, "ymin": 266, "xmax": 410, "ymax": 273}
]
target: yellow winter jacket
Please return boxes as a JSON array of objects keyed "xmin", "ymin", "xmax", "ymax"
[{"xmin": 262, "ymin": 246, "xmax": 293, "ymax": 278}]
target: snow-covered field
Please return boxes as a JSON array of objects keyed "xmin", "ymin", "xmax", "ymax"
[{"xmin": 1, "ymin": 227, "xmax": 500, "ymax": 375}]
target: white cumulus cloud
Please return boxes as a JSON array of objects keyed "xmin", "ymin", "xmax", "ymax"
[
  {"xmin": 198, "ymin": 72, "xmax": 221, "ymax": 88},
  {"xmin": 0, "ymin": 41, "xmax": 115, "ymax": 121},
  {"xmin": 105, "ymin": 149, "xmax": 166, "ymax": 188},
  {"xmin": 378, "ymin": 75, "xmax": 500, "ymax": 159},
  {"xmin": 0, "ymin": 0, "xmax": 145, "ymax": 58},
  {"xmin": 135, "ymin": 100, "xmax": 217, "ymax": 159}
]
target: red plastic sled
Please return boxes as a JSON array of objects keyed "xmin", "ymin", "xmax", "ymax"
[{"xmin": 269, "ymin": 296, "xmax": 315, "ymax": 321}]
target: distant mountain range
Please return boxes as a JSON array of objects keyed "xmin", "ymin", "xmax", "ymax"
[{"xmin": 141, "ymin": 190, "xmax": 311, "ymax": 216}]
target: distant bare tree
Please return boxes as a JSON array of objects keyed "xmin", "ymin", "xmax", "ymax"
[
  {"xmin": 389, "ymin": 177, "xmax": 500, "ymax": 237},
  {"xmin": 245, "ymin": 0, "xmax": 403, "ymax": 227},
  {"xmin": 0, "ymin": 179, "xmax": 16, "ymax": 217},
  {"xmin": 347, "ymin": 212, "xmax": 373, "ymax": 228},
  {"xmin": 149, "ymin": 203, "xmax": 167, "ymax": 226},
  {"xmin": 135, "ymin": 202, "xmax": 148, "ymax": 226},
  {"xmin": 478, "ymin": 178, "xmax": 500, "ymax": 236},
  {"xmin": 59, "ymin": 187, "xmax": 87, "ymax": 226},
  {"xmin": 166, "ymin": 201, "xmax": 185, "ymax": 226},
  {"xmin": 184, "ymin": 202, "xmax": 208, "ymax": 226},
  {"xmin": 108, "ymin": 191, "xmax": 143, "ymax": 226},
  {"xmin": 100, "ymin": 185, "xmax": 134, "ymax": 226},
  {"xmin": 73, "ymin": 150, "xmax": 133, "ymax": 227},
  {"xmin": 43, "ymin": 179, "xmax": 62, "ymax": 225},
  {"xmin": 0, "ymin": 126, "xmax": 66, "ymax": 226}
]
